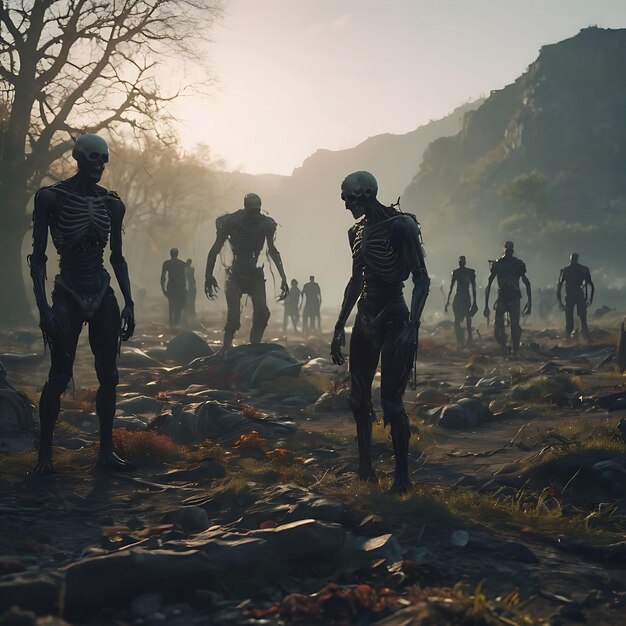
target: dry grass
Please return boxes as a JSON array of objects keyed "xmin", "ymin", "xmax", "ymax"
[{"xmin": 112, "ymin": 428, "xmax": 181, "ymax": 463}]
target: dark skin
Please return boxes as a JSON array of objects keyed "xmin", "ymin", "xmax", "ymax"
[
  {"xmin": 331, "ymin": 196, "xmax": 426, "ymax": 366},
  {"xmin": 444, "ymin": 258, "xmax": 476, "ymax": 313},
  {"xmin": 204, "ymin": 208, "xmax": 289, "ymax": 301},
  {"xmin": 30, "ymin": 158, "xmax": 134, "ymax": 475},
  {"xmin": 484, "ymin": 249, "xmax": 532, "ymax": 318}
]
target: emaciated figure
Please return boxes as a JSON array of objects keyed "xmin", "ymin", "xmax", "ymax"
[
  {"xmin": 557, "ymin": 253, "xmax": 594, "ymax": 339},
  {"xmin": 331, "ymin": 171, "xmax": 429, "ymax": 493},
  {"xmin": 185, "ymin": 258, "xmax": 197, "ymax": 319},
  {"xmin": 283, "ymin": 279, "xmax": 301, "ymax": 333},
  {"xmin": 301, "ymin": 275, "xmax": 322, "ymax": 334},
  {"xmin": 484, "ymin": 241, "xmax": 531, "ymax": 356},
  {"xmin": 205, "ymin": 193, "xmax": 289, "ymax": 349},
  {"xmin": 161, "ymin": 248, "xmax": 186, "ymax": 326},
  {"xmin": 445, "ymin": 256, "xmax": 477, "ymax": 346},
  {"xmin": 29, "ymin": 134, "xmax": 135, "ymax": 475}
]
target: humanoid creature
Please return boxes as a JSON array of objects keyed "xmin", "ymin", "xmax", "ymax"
[
  {"xmin": 331, "ymin": 171, "xmax": 429, "ymax": 493},
  {"xmin": 205, "ymin": 193, "xmax": 289, "ymax": 349},
  {"xmin": 557, "ymin": 253, "xmax": 594, "ymax": 339},
  {"xmin": 185, "ymin": 258, "xmax": 197, "ymax": 319},
  {"xmin": 283, "ymin": 279, "xmax": 301, "ymax": 333},
  {"xmin": 444, "ymin": 256, "xmax": 477, "ymax": 347},
  {"xmin": 484, "ymin": 241, "xmax": 531, "ymax": 356},
  {"xmin": 161, "ymin": 248, "xmax": 186, "ymax": 326},
  {"xmin": 301, "ymin": 275, "xmax": 322, "ymax": 334},
  {"xmin": 29, "ymin": 134, "xmax": 135, "ymax": 475}
]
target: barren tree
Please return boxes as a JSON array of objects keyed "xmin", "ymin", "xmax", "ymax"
[{"xmin": 0, "ymin": 0, "xmax": 221, "ymax": 325}]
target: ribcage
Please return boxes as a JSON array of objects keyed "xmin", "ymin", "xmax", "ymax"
[
  {"xmin": 50, "ymin": 190, "xmax": 111, "ymax": 251},
  {"xmin": 361, "ymin": 221, "xmax": 408, "ymax": 283}
]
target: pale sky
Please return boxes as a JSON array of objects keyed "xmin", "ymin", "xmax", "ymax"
[{"xmin": 172, "ymin": 0, "xmax": 626, "ymax": 175}]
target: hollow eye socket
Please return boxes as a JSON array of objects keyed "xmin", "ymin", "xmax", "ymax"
[
  {"xmin": 341, "ymin": 192, "xmax": 358, "ymax": 202},
  {"xmin": 88, "ymin": 152, "xmax": 100, "ymax": 160}
]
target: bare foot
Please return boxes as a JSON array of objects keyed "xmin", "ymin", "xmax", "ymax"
[{"xmin": 31, "ymin": 455, "xmax": 56, "ymax": 476}]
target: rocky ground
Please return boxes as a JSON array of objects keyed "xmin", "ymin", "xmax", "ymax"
[{"xmin": 1, "ymin": 309, "xmax": 626, "ymax": 625}]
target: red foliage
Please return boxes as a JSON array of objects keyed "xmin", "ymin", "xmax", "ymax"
[{"xmin": 112, "ymin": 428, "xmax": 180, "ymax": 462}]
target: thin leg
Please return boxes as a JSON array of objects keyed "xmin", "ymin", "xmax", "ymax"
[
  {"xmin": 349, "ymin": 312, "xmax": 382, "ymax": 481},
  {"xmin": 565, "ymin": 297, "xmax": 575, "ymax": 336},
  {"xmin": 380, "ymin": 304, "xmax": 412, "ymax": 493},
  {"xmin": 89, "ymin": 290, "xmax": 132, "ymax": 471},
  {"xmin": 224, "ymin": 274, "xmax": 243, "ymax": 349},
  {"xmin": 34, "ymin": 293, "xmax": 82, "ymax": 475},
  {"xmin": 578, "ymin": 297, "xmax": 590, "ymax": 339},
  {"xmin": 509, "ymin": 297, "xmax": 522, "ymax": 355},
  {"xmin": 249, "ymin": 271, "xmax": 270, "ymax": 344},
  {"xmin": 494, "ymin": 300, "xmax": 507, "ymax": 353}
]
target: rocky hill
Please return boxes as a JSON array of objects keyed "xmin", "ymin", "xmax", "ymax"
[
  {"xmin": 403, "ymin": 27, "xmax": 626, "ymax": 290},
  {"xmin": 194, "ymin": 102, "xmax": 479, "ymax": 304}
]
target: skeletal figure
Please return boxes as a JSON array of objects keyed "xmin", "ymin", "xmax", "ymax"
[
  {"xmin": 205, "ymin": 193, "xmax": 288, "ymax": 349},
  {"xmin": 445, "ymin": 256, "xmax": 477, "ymax": 347},
  {"xmin": 331, "ymin": 171, "xmax": 429, "ymax": 493},
  {"xmin": 484, "ymin": 241, "xmax": 531, "ymax": 356},
  {"xmin": 557, "ymin": 252, "xmax": 594, "ymax": 340},
  {"xmin": 161, "ymin": 247, "xmax": 186, "ymax": 326},
  {"xmin": 29, "ymin": 134, "xmax": 135, "ymax": 475},
  {"xmin": 301, "ymin": 275, "xmax": 322, "ymax": 334}
]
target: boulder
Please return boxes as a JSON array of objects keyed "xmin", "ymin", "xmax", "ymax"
[
  {"xmin": 166, "ymin": 332, "xmax": 213, "ymax": 365},
  {"xmin": 119, "ymin": 348, "xmax": 161, "ymax": 369},
  {"xmin": 438, "ymin": 397, "xmax": 492, "ymax": 429},
  {"xmin": 162, "ymin": 507, "xmax": 210, "ymax": 533},
  {"xmin": 0, "ymin": 363, "xmax": 36, "ymax": 453},
  {"xmin": 117, "ymin": 395, "xmax": 164, "ymax": 414},
  {"xmin": 342, "ymin": 533, "xmax": 403, "ymax": 567}
]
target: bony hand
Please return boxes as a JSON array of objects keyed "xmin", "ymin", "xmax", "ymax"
[
  {"xmin": 205, "ymin": 276, "xmax": 219, "ymax": 299},
  {"xmin": 120, "ymin": 303, "xmax": 135, "ymax": 341},
  {"xmin": 331, "ymin": 326, "xmax": 346, "ymax": 365},
  {"xmin": 523, "ymin": 302, "xmax": 532, "ymax": 317},
  {"xmin": 444, "ymin": 303, "xmax": 449, "ymax": 314},
  {"xmin": 38, "ymin": 305, "xmax": 57, "ymax": 340},
  {"xmin": 278, "ymin": 279, "xmax": 289, "ymax": 301}
]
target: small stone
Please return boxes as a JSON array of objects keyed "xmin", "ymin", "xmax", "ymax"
[
  {"xmin": 450, "ymin": 530, "xmax": 470, "ymax": 548},
  {"xmin": 130, "ymin": 592, "xmax": 163, "ymax": 619},
  {"xmin": 161, "ymin": 507, "xmax": 210, "ymax": 534}
]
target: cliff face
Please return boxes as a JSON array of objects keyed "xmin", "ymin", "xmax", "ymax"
[
  {"xmin": 203, "ymin": 102, "xmax": 479, "ymax": 303},
  {"xmin": 404, "ymin": 27, "xmax": 626, "ymax": 286}
]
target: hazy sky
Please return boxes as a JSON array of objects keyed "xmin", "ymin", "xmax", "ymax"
[{"xmin": 173, "ymin": 0, "xmax": 626, "ymax": 175}]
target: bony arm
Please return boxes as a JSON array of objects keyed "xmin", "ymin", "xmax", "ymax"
[
  {"xmin": 109, "ymin": 194, "xmax": 135, "ymax": 341},
  {"xmin": 266, "ymin": 228, "xmax": 289, "ymax": 300}
]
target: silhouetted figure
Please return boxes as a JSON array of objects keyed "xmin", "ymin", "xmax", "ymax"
[
  {"xmin": 185, "ymin": 258, "xmax": 197, "ymax": 319},
  {"xmin": 445, "ymin": 256, "xmax": 477, "ymax": 347},
  {"xmin": 331, "ymin": 171, "xmax": 429, "ymax": 493},
  {"xmin": 283, "ymin": 279, "xmax": 301, "ymax": 333},
  {"xmin": 205, "ymin": 193, "xmax": 289, "ymax": 349},
  {"xmin": 161, "ymin": 248, "xmax": 186, "ymax": 326},
  {"xmin": 484, "ymin": 241, "xmax": 531, "ymax": 356},
  {"xmin": 29, "ymin": 134, "xmax": 135, "ymax": 475},
  {"xmin": 301, "ymin": 275, "xmax": 322, "ymax": 334},
  {"xmin": 557, "ymin": 252, "xmax": 594, "ymax": 340}
]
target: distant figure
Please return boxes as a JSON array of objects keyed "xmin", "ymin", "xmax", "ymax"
[
  {"xmin": 557, "ymin": 252, "xmax": 594, "ymax": 340},
  {"xmin": 444, "ymin": 256, "xmax": 477, "ymax": 347},
  {"xmin": 283, "ymin": 279, "xmax": 301, "ymax": 333},
  {"xmin": 484, "ymin": 241, "xmax": 531, "ymax": 357},
  {"xmin": 185, "ymin": 258, "xmax": 197, "ymax": 319},
  {"xmin": 301, "ymin": 275, "xmax": 322, "ymax": 334},
  {"xmin": 161, "ymin": 248, "xmax": 187, "ymax": 326},
  {"xmin": 204, "ymin": 193, "xmax": 289, "ymax": 349}
]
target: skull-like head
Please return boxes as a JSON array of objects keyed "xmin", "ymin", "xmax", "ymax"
[
  {"xmin": 459, "ymin": 255, "xmax": 466, "ymax": 267},
  {"xmin": 341, "ymin": 171, "xmax": 378, "ymax": 218},
  {"xmin": 570, "ymin": 252, "xmax": 579, "ymax": 264},
  {"xmin": 244, "ymin": 192, "xmax": 262, "ymax": 214},
  {"xmin": 72, "ymin": 134, "xmax": 109, "ymax": 183}
]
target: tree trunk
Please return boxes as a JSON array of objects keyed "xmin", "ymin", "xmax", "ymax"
[{"xmin": 0, "ymin": 222, "xmax": 34, "ymax": 327}]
